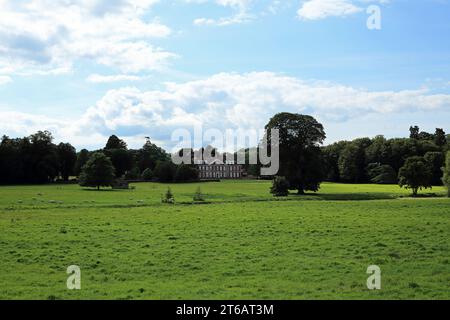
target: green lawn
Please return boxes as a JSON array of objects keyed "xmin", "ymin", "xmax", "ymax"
[{"xmin": 0, "ymin": 181, "xmax": 449, "ymax": 300}]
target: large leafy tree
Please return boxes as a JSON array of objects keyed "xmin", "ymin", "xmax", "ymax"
[
  {"xmin": 153, "ymin": 161, "xmax": 176, "ymax": 182},
  {"xmin": 434, "ymin": 128, "xmax": 447, "ymax": 147},
  {"xmin": 104, "ymin": 148, "xmax": 133, "ymax": 177},
  {"xmin": 137, "ymin": 138, "xmax": 170, "ymax": 172},
  {"xmin": 424, "ymin": 152, "xmax": 445, "ymax": 186},
  {"xmin": 105, "ymin": 135, "xmax": 127, "ymax": 150},
  {"xmin": 57, "ymin": 143, "xmax": 77, "ymax": 181},
  {"xmin": 321, "ymin": 141, "xmax": 350, "ymax": 182},
  {"xmin": 265, "ymin": 113, "xmax": 326, "ymax": 194},
  {"xmin": 27, "ymin": 131, "xmax": 59, "ymax": 183},
  {"xmin": 338, "ymin": 138, "xmax": 372, "ymax": 183},
  {"xmin": 174, "ymin": 164, "xmax": 199, "ymax": 182},
  {"xmin": 398, "ymin": 156, "xmax": 432, "ymax": 196},
  {"xmin": 79, "ymin": 152, "xmax": 115, "ymax": 190},
  {"xmin": 74, "ymin": 149, "xmax": 90, "ymax": 176},
  {"xmin": 443, "ymin": 151, "xmax": 450, "ymax": 197}
]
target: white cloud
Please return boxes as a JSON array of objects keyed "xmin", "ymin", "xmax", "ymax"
[
  {"xmin": 189, "ymin": 0, "xmax": 255, "ymax": 26},
  {"xmin": 297, "ymin": 0, "xmax": 362, "ymax": 20},
  {"xmin": 297, "ymin": 0, "xmax": 388, "ymax": 20},
  {"xmin": 0, "ymin": 0, "xmax": 173, "ymax": 76},
  {"xmin": 87, "ymin": 74, "xmax": 143, "ymax": 83},
  {"xmin": 1, "ymin": 72, "xmax": 449, "ymax": 149}
]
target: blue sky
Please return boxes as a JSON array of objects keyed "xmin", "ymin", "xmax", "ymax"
[{"xmin": 0, "ymin": 0, "xmax": 449, "ymax": 151}]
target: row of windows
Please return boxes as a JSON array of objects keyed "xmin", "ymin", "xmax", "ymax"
[
  {"xmin": 198, "ymin": 165, "xmax": 241, "ymax": 172},
  {"xmin": 200, "ymin": 172, "xmax": 241, "ymax": 178}
]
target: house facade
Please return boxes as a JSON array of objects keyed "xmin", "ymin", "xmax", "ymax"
[{"xmin": 196, "ymin": 160, "xmax": 245, "ymax": 180}]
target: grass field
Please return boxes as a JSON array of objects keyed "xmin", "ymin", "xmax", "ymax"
[{"xmin": 0, "ymin": 181, "xmax": 449, "ymax": 300}]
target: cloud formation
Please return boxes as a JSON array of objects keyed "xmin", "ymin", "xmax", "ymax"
[
  {"xmin": 2, "ymin": 72, "xmax": 449, "ymax": 149},
  {"xmin": 189, "ymin": 0, "xmax": 256, "ymax": 26},
  {"xmin": 297, "ymin": 0, "xmax": 388, "ymax": 20},
  {"xmin": 0, "ymin": 0, "xmax": 173, "ymax": 76}
]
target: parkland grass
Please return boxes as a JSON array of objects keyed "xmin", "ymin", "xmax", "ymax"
[{"xmin": 0, "ymin": 181, "xmax": 448, "ymax": 300}]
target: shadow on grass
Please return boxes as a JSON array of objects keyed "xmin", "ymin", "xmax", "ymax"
[
  {"xmin": 80, "ymin": 188, "xmax": 122, "ymax": 192},
  {"xmin": 398, "ymin": 193, "xmax": 446, "ymax": 199},
  {"xmin": 294, "ymin": 192, "xmax": 397, "ymax": 201}
]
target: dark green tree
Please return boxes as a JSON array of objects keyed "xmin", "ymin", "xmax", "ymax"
[
  {"xmin": 322, "ymin": 141, "xmax": 350, "ymax": 181},
  {"xmin": 137, "ymin": 138, "xmax": 170, "ymax": 172},
  {"xmin": 79, "ymin": 152, "xmax": 115, "ymax": 190},
  {"xmin": 141, "ymin": 168, "xmax": 154, "ymax": 181},
  {"xmin": 74, "ymin": 149, "xmax": 90, "ymax": 176},
  {"xmin": 366, "ymin": 163, "xmax": 397, "ymax": 184},
  {"xmin": 105, "ymin": 135, "xmax": 127, "ymax": 150},
  {"xmin": 398, "ymin": 156, "xmax": 433, "ymax": 196},
  {"xmin": 57, "ymin": 143, "xmax": 77, "ymax": 181},
  {"xmin": 338, "ymin": 138, "xmax": 371, "ymax": 183},
  {"xmin": 424, "ymin": 152, "xmax": 444, "ymax": 185},
  {"xmin": 104, "ymin": 148, "xmax": 133, "ymax": 177},
  {"xmin": 175, "ymin": 164, "xmax": 199, "ymax": 182},
  {"xmin": 265, "ymin": 113, "xmax": 326, "ymax": 194},
  {"xmin": 154, "ymin": 161, "xmax": 176, "ymax": 182},
  {"xmin": 409, "ymin": 126, "xmax": 420, "ymax": 139},
  {"xmin": 434, "ymin": 128, "xmax": 446, "ymax": 147},
  {"xmin": 443, "ymin": 151, "xmax": 450, "ymax": 197},
  {"xmin": 27, "ymin": 131, "xmax": 59, "ymax": 183}
]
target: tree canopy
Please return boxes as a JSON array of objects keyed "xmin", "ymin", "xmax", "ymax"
[
  {"xmin": 398, "ymin": 156, "xmax": 433, "ymax": 196},
  {"xmin": 443, "ymin": 151, "xmax": 450, "ymax": 197},
  {"xmin": 79, "ymin": 152, "xmax": 115, "ymax": 190},
  {"xmin": 265, "ymin": 113, "xmax": 326, "ymax": 194}
]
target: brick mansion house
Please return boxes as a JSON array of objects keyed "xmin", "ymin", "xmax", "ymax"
[{"xmin": 195, "ymin": 160, "xmax": 245, "ymax": 180}]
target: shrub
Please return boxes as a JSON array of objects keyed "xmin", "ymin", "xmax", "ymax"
[
  {"xmin": 193, "ymin": 187, "xmax": 205, "ymax": 202},
  {"xmin": 270, "ymin": 176, "xmax": 290, "ymax": 197},
  {"xmin": 162, "ymin": 187, "xmax": 175, "ymax": 204},
  {"xmin": 141, "ymin": 168, "xmax": 154, "ymax": 181}
]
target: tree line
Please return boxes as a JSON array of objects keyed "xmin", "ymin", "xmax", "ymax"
[
  {"xmin": 1, "ymin": 114, "xmax": 449, "ymax": 197},
  {"xmin": 263, "ymin": 113, "xmax": 449, "ymax": 197},
  {"xmin": 0, "ymin": 132, "xmax": 197, "ymax": 185}
]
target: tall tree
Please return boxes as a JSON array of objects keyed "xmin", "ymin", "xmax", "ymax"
[
  {"xmin": 74, "ymin": 149, "xmax": 90, "ymax": 176},
  {"xmin": 153, "ymin": 161, "xmax": 176, "ymax": 182},
  {"xmin": 104, "ymin": 148, "xmax": 133, "ymax": 177},
  {"xmin": 57, "ymin": 143, "xmax": 77, "ymax": 181},
  {"xmin": 434, "ymin": 128, "xmax": 446, "ymax": 147},
  {"xmin": 137, "ymin": 138, "xmax": 170, "ymax": 172},
  {"xmin": 265, "ymin": 113, "xmax": 326, "ymax": 194},
  {"xmin": 105, "ymin": 135, "xmax": 127, "ymax": 150},
  {"xmin": 79, "ymin": 152, "xmax": 115, "ymax": 190},
  {"xmin": 398, "ymin": 156, "xmax": 432, "ymax": 196},
  {"xmin": 409, "ymin": 126, "xmax": 420, "ymax": 139},
  {"xmin": 443, "ymin": 151, "xmax": 450, "ymax": 197},
  {"xmin": 27, "ymin": 131, "xmax": 59, "ymax": 183},
  {"xmin": 424, "ymin": 152, "xmax": 444, "ymax": 186},
  {"xmin": 338, "ymin": 138, "xmax": 372, "ymax": 183}
]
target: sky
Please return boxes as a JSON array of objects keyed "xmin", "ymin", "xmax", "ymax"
[{"xmin": 0, "ymin": 0, "xmax": 449, "ymax": 151}]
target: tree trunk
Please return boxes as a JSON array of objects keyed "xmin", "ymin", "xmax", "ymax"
[
  {"xmin": 298, "ymin": 188, "xmax": 305, "ymax": 195},
  {"xmin": 97, "ymin": 186, "xmax": 100, "ymax": 191}
]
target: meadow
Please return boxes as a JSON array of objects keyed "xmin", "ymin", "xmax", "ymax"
[{"xmin": 0, "ymin": 181, "xmax": 448, "ymax": 300}]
